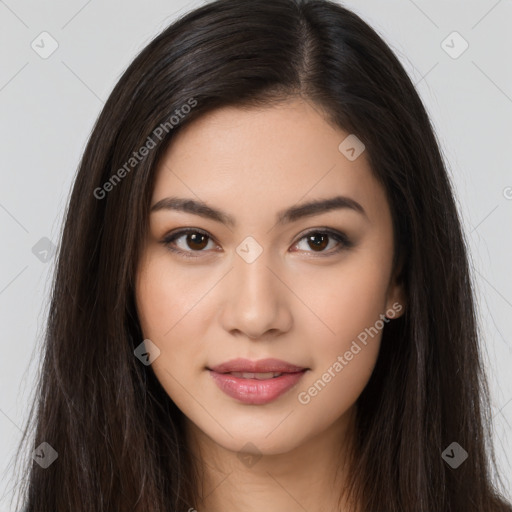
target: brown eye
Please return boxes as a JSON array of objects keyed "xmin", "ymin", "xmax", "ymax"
[
  {"xmin": 161, "ymin": 229, "xmax": 216, "ymax": 257},
  {"xmin": 306, "ymin": 233, "xmax": 329, "ymax": 251},
  {"xmin": 293, "ymin": 229, "xmax": 352, "ymax": 255},
  {"xmin": 184, "ymin": 232, "xmax": 209, "ymax": 250}
]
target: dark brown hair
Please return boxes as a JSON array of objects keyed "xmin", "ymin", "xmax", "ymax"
[{"xmin": 11, "ymin": 0, "xmax": 511, "ymax": 510}]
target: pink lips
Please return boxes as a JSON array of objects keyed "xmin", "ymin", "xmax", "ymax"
[{"xmin": 208, "ymin": 358, "xmax": 307, "ymax": 405}]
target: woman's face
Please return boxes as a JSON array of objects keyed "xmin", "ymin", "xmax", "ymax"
[{"xmin": 135, "ymin": 98, "xmax": 404, "ymax": 456}]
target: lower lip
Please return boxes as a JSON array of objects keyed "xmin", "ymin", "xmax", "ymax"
[{"xmin": 209, "ymin": 370, "xmax": 307, "ymax": 405}]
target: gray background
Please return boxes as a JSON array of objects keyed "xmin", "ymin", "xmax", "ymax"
[{"xmin": 1, "ymin": 0, "xmax": 511, "ymax": 509}]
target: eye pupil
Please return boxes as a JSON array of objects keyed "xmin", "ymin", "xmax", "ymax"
[
  {"xmin": 308, "ymin": 233, "xmax": 328, "ymax": 251},
  {"xmin": 187, "ymin": 232, "xmax": 208, "ymax": 250}
]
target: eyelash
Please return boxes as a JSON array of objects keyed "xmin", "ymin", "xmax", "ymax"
[{"xmin": 160, "ymin": 227, "xmax": 353, "ymax": 259}]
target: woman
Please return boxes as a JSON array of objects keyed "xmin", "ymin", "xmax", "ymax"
[{"xmin": 13, "ymin": 0, "xmax": 512, "ymax": 510}]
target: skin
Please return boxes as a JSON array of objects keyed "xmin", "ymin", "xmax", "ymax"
[{"xmin": 135, "ymin": 98, "xmax": 405, "ymax": 512}]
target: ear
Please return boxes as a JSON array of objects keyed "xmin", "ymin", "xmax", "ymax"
[{"xmin": 385, "ymin": 256, "xmax": 406, "ymax": 319}]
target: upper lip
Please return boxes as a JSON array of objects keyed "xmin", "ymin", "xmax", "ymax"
[{"xmin": 209, "ymin": 358, "xmax": 306, "ymax": 374}]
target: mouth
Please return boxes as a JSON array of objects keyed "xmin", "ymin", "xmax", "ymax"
[
  {"xmin": 208, "ymin": 357, "xmax": 306, "ymax": 374},
  {"xmin": 227, "ymin": 371, "xmax": 286, "ymax": 379},
  {"xmin": 207, "ymin": 358, "xmax": 309, "ymax": 405}
]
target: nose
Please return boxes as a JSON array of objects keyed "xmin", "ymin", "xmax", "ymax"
[{"xmin": 218, "ymin": 252, "xmax": 293, "ymax": 341}]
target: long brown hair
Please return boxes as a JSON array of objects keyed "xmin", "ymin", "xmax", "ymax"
[{"xmin": 11, "ymin": 0, "xmax": 512, "ymax": 510}]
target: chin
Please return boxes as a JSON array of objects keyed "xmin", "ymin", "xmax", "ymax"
[{"xmin": 188, "ymin": 411, "xmax": 316, "ymax": 456}]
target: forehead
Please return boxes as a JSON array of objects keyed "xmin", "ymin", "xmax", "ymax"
[{"xmin": 152, "ymin": 99, "xmax": 388, "ymax": 225}]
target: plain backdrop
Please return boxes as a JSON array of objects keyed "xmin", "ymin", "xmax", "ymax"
[{"xmin": 0, "ymin": 0, "xmax": 511, "ymax": 509}]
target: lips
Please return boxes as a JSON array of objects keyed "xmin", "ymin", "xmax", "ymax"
[
  {"xmin": 207, "ymin": 358, "xmax": 308, "ymax": 405},
  {"xmin": 229, "ymin": 371, "xmax": 283, "ymax": 379},
  {"xmin": 209, "ymin": 358, "xmax": 306, "ymax": 374}
]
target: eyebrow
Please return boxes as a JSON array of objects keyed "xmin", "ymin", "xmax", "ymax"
[{"xmin": 150, "ymin": 195, "xmax": 368, "ymax": 227}]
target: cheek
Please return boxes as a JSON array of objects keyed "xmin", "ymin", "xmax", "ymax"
[
  {"xmin": 135, "ymin": 260, "xmax": 212, "ymax": 417},
  {"xmin": 135, "ymin": 254, "xmax": 211, "ymax": 384},
  {"xmin": 299, "ymin": 254, "xmax": 391, "ymax": 352},
  {"xmin": 136, "ymin": 252, "xmax": 210, "ymax": 339},
  {"xmin": 295, "ymin": 342, "xmax": 379, "ymax": 437},
  {"xmin": 293, "ymin": 254, "xmax": 389, "ymax": 413}
]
